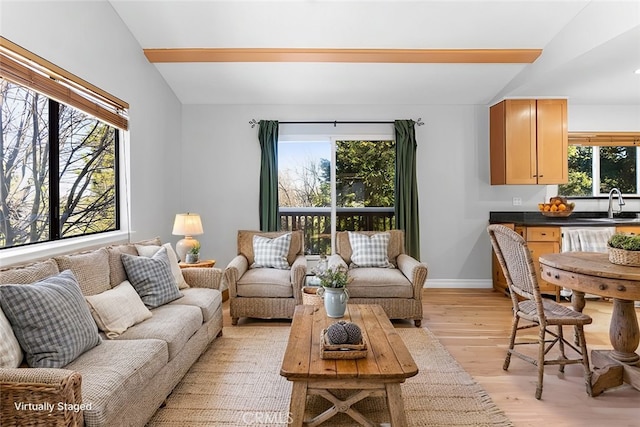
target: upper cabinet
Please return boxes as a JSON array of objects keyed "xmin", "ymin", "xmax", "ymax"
[{"xmin": 490, "ymin": 99, "xmax": 568, "ymax": 185}]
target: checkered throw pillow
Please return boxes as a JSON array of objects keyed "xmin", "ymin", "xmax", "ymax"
[
  {"xmin": 0, "ymin": 307, "xmax": 23, "ymax": 368},
  {"xmin": 348, "ymin": 231, "xmax": 394, "ymax": 268},
  {"xmin": 0, "ymin": 270, "xmax": 101, "ymax": 368},
  {"xmin": 252, "ymin": 233, "xmax": 292, "ymax": 270},
  {"xmin": 121, "ymin": 246, "xmax": 183, "ymax": 308}
]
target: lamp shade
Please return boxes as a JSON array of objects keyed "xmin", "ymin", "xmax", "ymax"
[{"xmin": 172, "ymin": 213, "xmax": 203, "ymax": 236}]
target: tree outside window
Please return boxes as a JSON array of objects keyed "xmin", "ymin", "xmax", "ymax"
[{"xmin": 1, "ymin": 80, "xmax": 118, "ymax": 249}]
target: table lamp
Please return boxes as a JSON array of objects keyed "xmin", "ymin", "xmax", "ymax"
[{"xmin": 172, "ymin": 213, "xmax": 204, "ymax": 262}]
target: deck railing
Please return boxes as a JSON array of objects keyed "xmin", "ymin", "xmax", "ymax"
[{"xmin": 279, "ymin": 207, "xmax": 395, "ymax": 254}]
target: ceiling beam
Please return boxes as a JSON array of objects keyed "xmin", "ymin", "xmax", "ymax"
[{"xmin": 143, "ymin": 48, "xmax": 542, "ymax": 64}]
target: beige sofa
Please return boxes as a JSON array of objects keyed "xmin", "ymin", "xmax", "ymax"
[
  {"xmin": 0, "ymin": 238, "xmax": 223, "ymax": 427},
  {"xmin": 328, "ymin": 230, "xmax": 427, "ymax": 327}
]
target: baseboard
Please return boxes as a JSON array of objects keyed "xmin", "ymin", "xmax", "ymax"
[{"xmin": 425, "ymin": 279, "xmax": 493, "ymax": 289}]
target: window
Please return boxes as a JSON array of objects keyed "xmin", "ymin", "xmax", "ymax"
[
  {"xmin": 559, "ymin": 140, "xmax": 640, "ymax": 197},
  {"xmin": 1, "ymin": 38, "xmax": 127, "ymax": 249},
  {"xmin": 278, "ymin": 138, "xmax": 395, "ymax": 255}
]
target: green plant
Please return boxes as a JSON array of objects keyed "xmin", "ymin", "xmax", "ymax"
[
  {"xmin": 317, "ymin": 265, "xmax": 351, "ymax": 288},
  {"xmin": 189, "ymin": 242, "xmax": 201, "ymax": 255},
  {"xmin": 608, "ymin": 233, "xmax": 640, "ymax": 251}
]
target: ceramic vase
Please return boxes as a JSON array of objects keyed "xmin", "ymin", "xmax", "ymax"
[{"xmin": 317, "ymin": 287, "xmax": 349, "ymax": 318}]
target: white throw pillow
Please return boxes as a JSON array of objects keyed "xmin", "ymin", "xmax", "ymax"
[
  {"xmin": 0, "ymin": 307, "xmax": 23, "ymax": 368},
  {"xmin": 348, "ymin": 231, "xmax": 394, "ymax": 268},
  {"xmin": 85, "ymin": 281, "xmax": 152, "ymax": 339},
  {"xmin": 136, "ymin": 243, "xmax": 189, "ymax": 289},
  {"xmin": 252, "ymin": 233, "xmax": 292, "ymax": 270}
]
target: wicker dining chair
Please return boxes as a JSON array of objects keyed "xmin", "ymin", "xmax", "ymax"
[{"xmin": 487, "ymin": 224, "xmax": 593, "ymax": 399}]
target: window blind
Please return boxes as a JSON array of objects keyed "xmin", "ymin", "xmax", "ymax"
[
  {"xmin": 0, "ymin": 37, "xmax": 128, "ymax": 130},
  {"xmin": 569, "ymin": 132, "xmax": 640, "ymax": 147}
]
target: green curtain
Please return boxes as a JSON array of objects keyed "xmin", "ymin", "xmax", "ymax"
[
  {"xmin": 258, "ymin": 120, "xmax": 279, "ymax": 231},
  {"xmin": 395, "ymin": 120, "xmax": 421, "ymax": 260}
]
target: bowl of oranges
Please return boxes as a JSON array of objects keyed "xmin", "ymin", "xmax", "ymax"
[{"xmin": 538, "ymin": 197, "xmax": 575, "ymax": 217}]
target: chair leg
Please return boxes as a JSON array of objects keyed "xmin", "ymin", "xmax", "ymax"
[
  {"xmin": 414, "ymin": 319, "xmax": 422, "ymax": 328},
  {"xmin": 231, "ymin": 317, "xmax": 239, "ymax": 325},
  {"xmin": 557, "ymin": 325, "xmax": 567, "ymax": 373},
  {"xmin": 504, "ymin": 314, "xmax": 519, "ymax": 371},
  {"xmin": 576, "ymin": 325, "xmax": 593, "ymax": 396},
  {"xmin": 536, "ymin": 325, "xmax": 546, "ymax": 400}
]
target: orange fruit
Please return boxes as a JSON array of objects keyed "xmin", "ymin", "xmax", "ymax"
[
  {"xmin": 538, "ymin": 203, "xmax": 545, "ymax": 211},
  {"xmin": 543, "ymin": 204, "xmax": 551, "ymax": 212},
  {"xmin": 558, "ymin": 203, "xmax": 567, "ymax": 211},
  {"xmin": 550, "ymin": 205, "xmax": 558, "ymax": 212}
]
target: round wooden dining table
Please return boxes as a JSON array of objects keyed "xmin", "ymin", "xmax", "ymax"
[{"xmin": 539, "ymin": 252, "xmax": 640, "ymax": 396}]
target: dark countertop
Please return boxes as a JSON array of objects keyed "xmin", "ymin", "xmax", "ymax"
[{"xmin": 489, "ymin": 211, "xmax": 640, "ymax": 227}]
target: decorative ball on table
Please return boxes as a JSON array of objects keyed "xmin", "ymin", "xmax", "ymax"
[{"xmin": 326, "ymin": 321, "xmax": 362, "ymax": 345}]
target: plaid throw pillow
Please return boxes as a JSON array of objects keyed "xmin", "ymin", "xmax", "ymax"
[
  {"xmin": 252, "ymin": 233, "xmax": 292, "ymax": 270},
  {"xmin": 0, "ymin": 307, "xmax": 23, "ymax": 368},
  {"xmin": 121, "ymin": 247, "xmax": 183, "ymax": 308},
  {"xmin": 348, "ymin": 231, "xmax": 393, "ymax": 268},
  {"xmin": 0, "ymin": 270, "xmax": 101, "ymax": 368}
]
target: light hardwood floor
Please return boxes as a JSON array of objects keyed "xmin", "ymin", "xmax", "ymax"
[{"xmin": 222, "ymin": 288, "xmax": 640, "ymax": 427}]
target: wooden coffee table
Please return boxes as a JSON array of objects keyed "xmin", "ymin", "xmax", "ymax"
[{"xmin": 280, "ymin": 304, "xmax": 418, "ymax": 427}]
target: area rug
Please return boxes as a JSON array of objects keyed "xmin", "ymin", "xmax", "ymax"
[{"xmin": 147, "ymin": 326, "xmax": 513, "ymax": 426}]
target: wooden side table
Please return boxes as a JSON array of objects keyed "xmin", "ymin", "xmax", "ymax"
[
  {"xmin": 178, "ymin": 259, "xmax": 216, "ymax": 269},
  {"xmin": 178, "ymin": 259, "xmax": 228, "ymax": 301}
]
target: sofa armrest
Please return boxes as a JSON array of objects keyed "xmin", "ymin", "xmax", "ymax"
[
  {"xmin": 327, "ymin": 254, "xmax": 348, "ymax": 270},
  {"xmin": 224, "ymin": 255, "xmax": 249, "ymax": 297},
  {"xmin": 290, "ymin": 255, "xmax": 307, "ymax": 303},
  {"xmin": 181, "ymin": 267, "xmax": 223, "ymax": 290},
  {"xmin": 397, "ymin": 254, "xmax": 428, "ymax": 300},
  {"xmin": 0, "ymin": 368, "xmax": 83, "ymax": 427}
]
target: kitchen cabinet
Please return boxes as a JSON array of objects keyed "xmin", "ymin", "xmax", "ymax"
[
  {"xmin": 616, "ymin": 226, "xmax": 640, "ymax": 235},
  {"xmin": 492, "ymin": 225, "xmax": 561, "ymax": 300},
  {"xmin": 490, "ymin": 99, "xmax": 568, "ymax": 185}
]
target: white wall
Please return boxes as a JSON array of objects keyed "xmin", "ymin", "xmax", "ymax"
[
  {"xmin": 1, "ymin": 0, "xmax": 182, "ymax": 264},
  {"xmin": 182, "ymin": 102, "xmax": 640, "ymax": 285}
]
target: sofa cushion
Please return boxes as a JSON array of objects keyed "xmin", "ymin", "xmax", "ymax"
[
  {"xmin": 236, "ymin": 268, "xmax": 293, "ymax": 298},
  {"xmin": 54, "ymin": 248, "xmax": 111, "ymax": 296},
  {"xmin": 346, "ymin": 268, "xmax": 414, "ymax": 298},
  {"xmin": 136, "ymin": 243, "xmax": 189, "ymax": 289},
  {"xmin": 169, "ymin": 287, "xmax": 222, "ymax": 322},
  {"xmin": 121, "ymin": 247, "xmax": 183, "ymax": 308},
  {"xmin": 107, "ymin": 244, "xmax": 138, "ymax": 288},
  {"xmin": 64, "ymin": 338, "xmax": 167, "ymax": 427},
  {"xmin": 238, "ymin": 230, "xmax": 303, "ymax": 265},
  {"xmin": 85, "ymin": 281, "xmax": 153, "ymax": 339},
  {"xmin": 0, "ymin": 306, "xmax": 23, "ymax": 368},
  {"xmin": 336, "ymin": 230, "xmax": 405, "ymax": 267},
  {"xmin": 0, "ymin": 270, "xmax": 101, "ymax": 368},
  {"xmin": 0, "ymin": 259, "xmax": 60, "ymax": 285},
  {"xmin": 348, "ymin": 231, "xmax": 393, "ymax": 268},
  {"xmin": 252, "ymin": 233, "xmax": 292, "ymax": 269},
  {"xmin": 114, "ymin": 304, "xmax": 202, "ymax": 360}
]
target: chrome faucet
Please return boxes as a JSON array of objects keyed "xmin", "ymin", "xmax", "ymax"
[{"xmin": 608, "ymin": 188, "xmax": 625, "ymax": 218}]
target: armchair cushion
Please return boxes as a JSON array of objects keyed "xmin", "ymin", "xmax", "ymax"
[
  {"xmin": 346, "ymin": 268, "xmax": 414, "ymax": 298},
  {"xmin": 348, "ymin": 231, "xmax": 394, "ymax": 268},
  {"xmin": 252, "ymin": 233, "xmax": 292, "ymax": 269},
  {"xmin": 236, "ymin": 268, "xmax": 294, "ymax": 298}
]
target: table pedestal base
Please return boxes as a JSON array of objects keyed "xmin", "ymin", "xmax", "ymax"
[
  {"xmin": 591, "ymin": 350, "xmax": 640, "ymax": 396},
  {"xmin": 289, "ymin": 380, "xmax": 408, "ymax": 427}
]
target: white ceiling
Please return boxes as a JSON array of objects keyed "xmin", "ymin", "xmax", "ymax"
[{"xmin": 109, "ymin": 0, "xmax": 640, "ymax": 106}]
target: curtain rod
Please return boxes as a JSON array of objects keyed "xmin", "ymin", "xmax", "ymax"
[{"xmin": 249, "ymin": 118, "xmax": 424, "ymax": 128}]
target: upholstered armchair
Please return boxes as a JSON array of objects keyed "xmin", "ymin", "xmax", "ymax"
[
  {"xmin": 224, "ymin": 230, "xmax": 307, "ymax": 325},
  {"xmin": 328, "ymin": 230, "xmax": 427, "ymax": 327}
]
